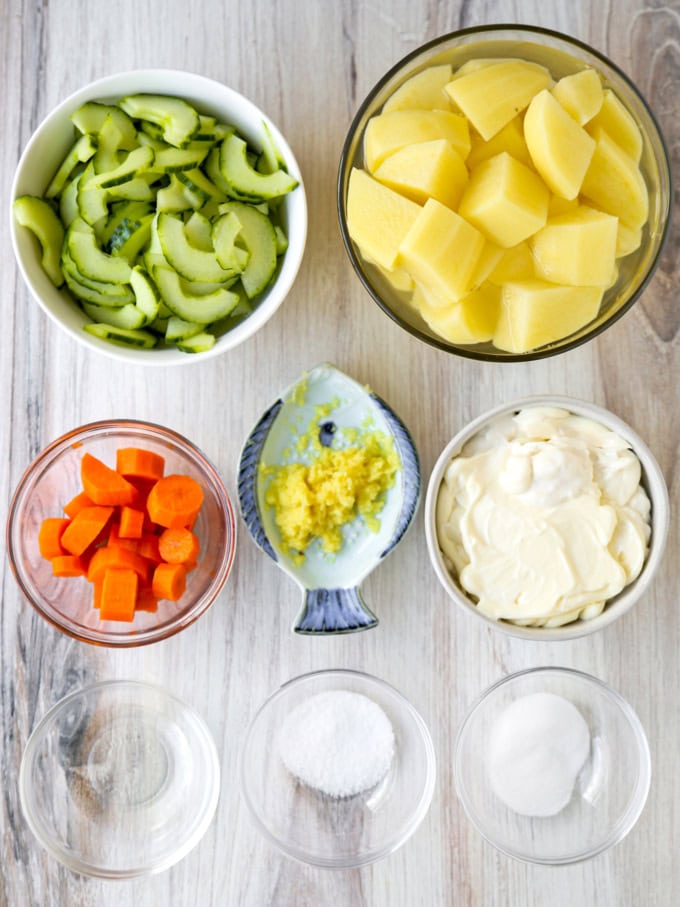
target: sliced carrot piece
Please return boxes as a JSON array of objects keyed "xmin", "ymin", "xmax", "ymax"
[
  {"xmin": 135, "ymin": 586, "xmax": 159, "ymax": 612},
  {"xmin": 60, "ymin": 506, "xmax": 114, "ymax": 556},
  {"xmin": 63, "ymin": 491, "xmax": 94, "ymax": 519},
  {"xmin": 81, "ymin": 452, "xmax": 136, "ymax": 506},
  {"xmin": 146, "ymin": 474, "xmax": 204, "ymax": 529},
  {"xmin": 87, "ymin": 545, "xmax": 151, "ymax": 584},
  {"xmin": 152, "ymin": 562, "xmax": 187, "ymax": 601},
  {"xmin": 39, "ymin": 517, "xmax": 70, "ymax": 559},
  {"xmin": 99, "ymin": 567, "xmax": 138, "ymax": 622},
  {"xmin": 137, "ymin": 532, "xmax": 162, "ymax": 563},
  {"xmin": 51, "ymin": 554, "xmax": 87, "ymax": 577},
  {"xmin": 119, "ymin": 506, "xmax": 145, "ymax": 539},
  {"xmin": 108, "ymin": 522, "xmax": 139, "ymax": 552},
  {"xmin": 116, "ymin": 448, "xmax": 165, "ymax": 482},
  {"xmin": 158, "ymin": 527, "xmax": 200, "ymax": 564},
  {"xmin": 93, "ymin": 578, "xmax": 103, "ymax": 609}
]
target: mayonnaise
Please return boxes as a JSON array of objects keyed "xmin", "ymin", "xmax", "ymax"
[{"xmin": 435, "ymin": 407, "xmax": 651, "ymax": 627}]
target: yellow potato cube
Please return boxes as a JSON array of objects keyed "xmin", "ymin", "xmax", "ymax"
[
  {"xmin": 551, "ymin": 68, "xmax": 603, "ymax": 125},
  {"xmin": 493, "ymin": 279, "xmax": 604, "ymax": 353},
  {"xmin": 616, "ymin": 222, "xmax": 642, "ymax": 258},
  {"xmin": 547, "ymin": 194, "xmax": 579, "ymax": 217},
  {"xmin": 586, "ymin": 89, "xmax": 642, "ymax": 162},
  {"xmin": 488, "ymin": 242, "xmax": 535, "ymax": 285},
  {"xmin": 373, "ymin": 138, "xmax": 469, "ymax": 209},
  {"xmin": 580, "ymin": 126, "xmax": 648, "ymax": 228},
  {"xmin": 445, "ymin": 59, "xmax": 552, "ymax": 141},
  {"xmin": 466, "ymin": 115, "xmax": 534, "ymax": 170},
  {"xmin": 346, "ymin": 168, "xmax": 421, "ymax": 270},
  {"xmin": 524, "ymin": 89, "xmax": 596, "ymax": 199},
  {"xmin": 398, "ymin": 198, "xmax": 486, "ymax": 302},
  {"xmin": 382, "ymin": 64, "xmax": 453, "ymax": 112},
  {"xmin": 364, "ymin": 110, "xmax": 470, "ymax": 172},
  {"xmin": 458, "ymin": 152, "xmax": 550, "ymax": 248},
  {"xmin": 415, "ymin": 280, "xmax": 501, "ymax": 344},
  {"xmin": 372, "ymin": 261, "xmax": 415, "ymax": 293},
  {"xmin": 529, "ymin": 206, "xmax": 619, "ymax": 286}
]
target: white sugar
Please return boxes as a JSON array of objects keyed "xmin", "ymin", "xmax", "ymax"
[
  {"xmin": 486, "ymin": 692, "xmax": 591, "ymax": 817},
  {"xmin": 278, "ymin": 690, "xmax": 395, "ymax": 798}
]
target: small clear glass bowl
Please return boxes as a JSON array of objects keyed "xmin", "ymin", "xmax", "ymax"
[
  {"xmin": 454, "ymin": 667, "xmax": 651, "ymax": 864},
  {"xmin": 6, "ymin": 419, "xmax": 236, "ymax": 647},
  {"xmin": 19, "ymin": 680, "xmax": 220, "ymax": 879},
  {"xmin": 239, "ymin": 669, "xmax": 436, "ymax": 868},
  {"xmin": 337, "ymin": 25, "xmax": 671, "ymax": 362}
]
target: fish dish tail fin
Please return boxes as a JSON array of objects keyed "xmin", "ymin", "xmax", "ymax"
[{"xmin": 294, "ymin": 588, "xmax": 378, "ymax": 634}]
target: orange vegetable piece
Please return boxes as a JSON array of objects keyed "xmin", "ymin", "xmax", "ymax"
[
  {"xmin": 93, "ymin": 578, "xmax": 103, "ymax": 609},
  {"xmin": 38, "ymin": 517, "xmax": 70, "ymax": 559},
  {"xmin": 99, "ymin": 567, "xmax": 138, "ymax": 622},
  {"xmin": 146, "ymin": 474, "xmax": 204, "ymax": 529},
  {"xmin": 116, "ymin": 448, "xmax": 165, "ymax": 482},
  {"xmin": 81, "ymin": 452, "xmax": 136, "ymax": 506},
  {"xmin": 51, "ymin": 554, "xmax": 87, "ymax": 577},
  {"xmin": 119, "ymin": 506, "xmax": 145, "ymax": 539},
  {"xmin": 63, "ymin": 491, "xmax": 94, "ymax": 518},
  {"xmin": 108, "ymin": 523, "xmax": 139, "ymax": 552},
  {"xmin": 137, "ymin": 532, "xmax": 162, "ymax": 563},
  {"xmin": 152, "ymin": 562, "xmax": 187, "ymax": 601},
  {"xmin": 60, "ymin": 505, "xmax": 114, "ymax": 556},
  {"xmin": 87, "ymin": 545, "xmax": 151, "ymax": 584},
  {"xmin": 135, "ymin": 587, "xmax": 159, "ymax": 612},
  {"xmin": 158, "ymin": 527, "xmax": 200, "ymax": 564}
]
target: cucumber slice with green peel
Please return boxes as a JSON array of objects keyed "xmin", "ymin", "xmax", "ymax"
[
  {"xmin": 212, "ymin": 211, "xmax": 250, "ymax": 272},
  {"xmin": 13, "ymin": 195, "xmax": 65, "ymax": 286},
  {"xmin": 157, "ymin": 212, "xmax": 232, "ymax": 282},
  {"xmin": 176, "ymin": 330, "xmax": 216, "ymax": 353},
  {"xmin": 164, "ymin": 315, "xmax": 205, "ymax": 341},
  {"xmin": 92, "ymin": 115, "xmax": 127, "ymax": 174},
  {"xmin": 217, "ymin": 202, "xmax": 277, "ymax": 298},
  {"xmin": 62, "ymin": 261, "xmax": 135, "ymax": 306},
  {"xmin": 59, "ymin": 173, "xmax": 82, "ymax": 227},
  {"xmin": 84, "ymin": 145, "xmax": 154, "ymax": 189},
  {"xmin": 119, "ymin": 94, "xmax": 200, "ymax": 148},
  {"xmin": 130, "ymin": 266, "xmax": 161, "ymax": 323},
  {"xmin": 109, "ymin": 214, "xmax": 153, "ymax": 261},
  {"xmin": 76, "ymin": 162, "xmax": 108, "ymax": 225},
  {"xmin": 184, "ymin": 211, "xmax": 214, "ymax": 251},
  {"xmin": 67, "ymin": 224, "xmax": 132, "ymax": 283},
  {"xmin": 274, "ymin": 224, "xmax": 289, "ymax": 255},
  {"xmin": 71, "ymin": 101, "xmax": 138, "ymax": 150},
  {"xmin": 61, "ymin": 248, "xmax": 134, "ymax": 300},
  {"xmin": 156, "ymin": 174, "xmax": 196, "ymax": 212},
  {"xmin": 108, "ymin": 178, "xmax": 154, "ymax": 202},
  {"xmin": 45, "ymin": 135, "xmax": 98, "ymax": 198},
  {"xmin": 151, "ymin": 263, "xmax": 239, "ymax": 323},
  {"xmin": 102, "ymin": 201, "xmax": 154, "ymax": 245},
  {"xmin": 257, "ymin": 120, "xmax": 288, "ymax": 175},
  {"xmin": 219, "ymin": 134, "xmax": 298, "ymax": 201},
  {"xmin": 205, "ymin": 147, "xmax": 233, "ymax": 195},
  {"xmin": 83, "ymin": 322, "xmax": 158, "ymax": 348},
  {"xmin": 151, "ymin": 145, "xmax": 209, "ymax": 174},
  {"xmin": 176, "ymin": 167, "xmax": 226, "ymax": 204},
  {"xmin": 82, "ymin": 300, "xmax": 148, "ymax": 330}
]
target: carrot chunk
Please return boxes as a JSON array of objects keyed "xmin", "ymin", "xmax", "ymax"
[
  {"xmin": 38, "ymin": 517, "xmax": 70, "ymax": 559},
  {"xmin": 60, "ymin": 505, "xmax": 114, "ymax": 556},
  {"xmin": 116, "ymin": 448, "xmax": 165, "ymax": 482},
  {"xmin": 107, "ymin": 522, "xmax": 139, "ymax": 552},
  {"xmin": 147, "ymin": 475, "xmax": 204, "ymax": 529},
  {"xmin": 152, "ymin": 562, "xmax": 187, "ymax": 601},
  {"xmin": 87, "ymin": 545, "xmax": 151, "ymax": 584},
  {"xmin": 137, "ymin": 532, "xmax": 162, "ymax": 563},
  {"xmin": 81, "ymin": 452, "xmax": 136, "ymax": 506},
  {"xmin": 119, "ymin": 506, "xmax": 145, "ymax": 539},
  {"xmin": 99, "ymin": 567, "xmax": 138, "ymax": 622},
  {"xmin": 158, "ymin": 527, "xmax": 200, "ymax": 564},
  {"xmin": 135, "ymin": 586, "xmax": 159, "ymax": 612},
  {"xmin": 63, "ymin": 491, "xmax": 94, "ymax": 519},
  {"xmin": 51, "ymin": 554, "xmax": 87, "ymax": 577}
]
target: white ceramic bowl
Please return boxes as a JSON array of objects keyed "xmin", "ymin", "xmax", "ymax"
[
  {"xmin": 424, "ymin": 395, "xmax": 669, "ymax": 641},
  {"xmin": 10, "ymin": 69, "xmax": 307, "ymax": 365}
]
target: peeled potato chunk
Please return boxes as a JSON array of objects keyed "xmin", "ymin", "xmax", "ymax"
[
  {"xmin": 466, "ymin": 115, "xmax": 534, "ymax": 170},
  {"xmin": 364, "ymin": 109, "xmax": 470, "ymax": 172},
  {"xmin": 415, "ymin": 280, "xmax": 501, "ymax": 344},
  {"xmin": 373, "ymin": 138, "xmax": 468, "ymax": 209},
  {"xmin": 382, "ymin": 63, "xmax": 453, "ymax": 112},
  {"xmin": 551, "ymin": 68, "xmax": 603, "ymax": 125},
  {"xmin": 398, "ymin": 198, "xmax": 486, "ymax": 302},
  {"xmin": 524, "ymin": 89, "xmax": 596, "ymax": 199},
  {"xmin": 580, "ymin": 126, "xmax": 649, "ymax": 228},
  {"xmin": 445, "ymin": 59, "xmax": 552, "ymax": 140},
  {"xmin": 530, "ymin": 205, "xmax": 619, "ymax": 286},
  {"xmin": 346, "ymin": 168, "xmax": 421, "ymax": 270},
  {"xmin": 586, "ymin": 89, "xmax": 643, "ymax": 162},
  {"xmin": 458, "ymin": 151, "xmax": 549, "ymax": 248},
  {"xmin": 493, "ymin": 279, "xmax": 604, "ymax": 353},
  {"xmin": 488, "ymin": 241, "xmax": 535, "ymax": 285}
]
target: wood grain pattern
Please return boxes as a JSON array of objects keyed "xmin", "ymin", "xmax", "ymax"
[{"xmin": 0, "ymin": 1, "xmax": 678, "ymax": 904}]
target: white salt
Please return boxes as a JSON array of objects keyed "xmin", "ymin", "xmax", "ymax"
[
  {"xmin": 486, "ymin": 692, "xmax": 591, "ymax": 817},
  {"xmin": 278, "ymin": 690, "xmax": 395, "ymax": 798}
]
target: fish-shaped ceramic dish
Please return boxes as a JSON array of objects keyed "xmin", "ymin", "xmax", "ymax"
[{"xmin": 237, "ymin": 364, "xmax": 420, "ymax": 634}]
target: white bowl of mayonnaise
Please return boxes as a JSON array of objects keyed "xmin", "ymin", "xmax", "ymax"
[{"xmin": 425, "ymin": 396, "xmax": 669, "ymax": 640}]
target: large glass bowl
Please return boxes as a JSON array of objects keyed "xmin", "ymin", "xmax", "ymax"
[
  {"xmin": 338, "ymin": 25, "xmax": 671, "ymax": 362},
  {"xmin": 6, "ymin": 419, "xmax": 236, "ymax": 646}
]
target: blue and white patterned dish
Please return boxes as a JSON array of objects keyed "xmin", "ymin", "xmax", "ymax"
[{"xmin": 237, "ymin": 364, "xmax": 420, "ymax": 634}]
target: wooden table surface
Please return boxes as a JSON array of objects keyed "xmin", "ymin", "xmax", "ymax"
[{"xmin": 1, "ymin": 1, "xmax": 678, "ymax": 904}]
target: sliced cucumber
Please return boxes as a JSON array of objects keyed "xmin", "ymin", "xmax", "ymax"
[
  {"xmin": 119, "ymin": 94, "xmax": 200, "ymax": 148},
  {"xmin": 176, "ymin": 331, "xmax": 216, "ymax": 353},
  {"xmin": 184, "ymin": 211, "xmax": 214, "ymax": 251},
  {"xmin": 76, "ymin": 162, "xmax": 108, "ymax": 225},
  {"xmin": 156, "ymin": 174, "xmax": 196, "ymax": 212},
  {"xmin": 61, "ymin": 247, "xmax": 134, "ymax": 300},
  {"xmin": 92, "ymin": 114, "xmax": 126, "ymax": 174},
  {"xmin": 151, "ymin": 263, "xmax": 239, "ymax": 323},
  {"xmin": 67, "ymin": 223, "xmax": 132, "ymax": 284},
  {"xmin": 164, "ymin": 315, "xmax": 205, "ymax": 341},
  {"xmin": 108, "ymin": 177, "xmax": 154, "ymax": 202},
  {"xmin": 157, "ymin": 212, "xmax": 231, "ymax": 282},
  {"xmin": 82, "ymin": 300, "xmax": 148, "ymax": 329},
  {"xmin": 109, "ymin": 214, "xmax": 153, "ymax": 261},
  {"xmin": 13, "ymin": 196, "xmax": 65, "ymax": 286},
  {"xmin": 59, "ymin": 173, "xmax": 82, "ymax": 228},
  {"xmin": 274, "ymin": 224, "xmax": 289, "ymax": 255},
  {"xmin": 83, "ymin": 322, "xmax": 158, "ymax": 348},
  {"xmin": 129, "ymin": 266, "xmax": 161, "ymax": 323},
  {"xmin": 62, "ymin": 261, "xmax": 135, "ymax": 307},
  {"xmin": 71, "ymin": 101, "xmax": 138, "ymax": 150},
  {"xmin": 219, "ymin": 133, "xmax": 298, "ymax": 201},
  {"xmin": 84, "ymin": 145, "xmax": 154, "ymax": 189},
  {"xmin": 218, "ymin": 201, "xmax": 277, "ymax": 298},
  {"xmin": 152, "ymin": 145, "xmax": 209, "ymax": 174},
  {"xmin": 45, "ymin": 135, "xmax": 97, "ymax": 199},
  {"xmin": 176, "ymin": 167, "xmax": 226, "ymax": 204},
  {"xmin": 102, "ymin": 201, "xmax": 154, "ymax": 245},
  {"xmin": 258, "ymin": 120, "xmax": 288, "ymax": 174},
  {"xmin": 212, "ymin": 211, "xmax": 250, "ymax": 272}
]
